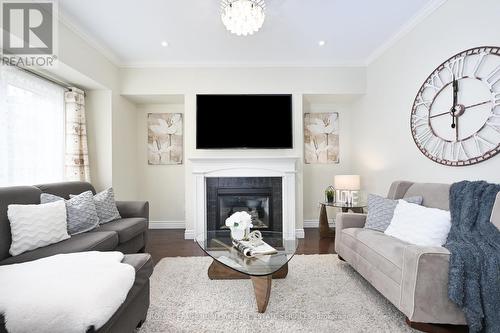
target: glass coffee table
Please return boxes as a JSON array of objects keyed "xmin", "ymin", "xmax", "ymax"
[{"xmin": 196, "ymin": 230, "xmax": 298, "ymax": 313}]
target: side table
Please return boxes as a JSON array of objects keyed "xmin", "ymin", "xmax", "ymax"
[{"xmin": 319, "ymin": 202, "xmax": 366, "ymax": 238}]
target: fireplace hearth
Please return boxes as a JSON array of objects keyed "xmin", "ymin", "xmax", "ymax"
[{"xmin": 206, "ymin": 177, "xmax": 282, "ymax": 232}]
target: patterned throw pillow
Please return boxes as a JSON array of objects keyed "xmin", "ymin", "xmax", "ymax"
[
  {"xmin": 8, "ymin": 200, "xmax": 70, "ymax": 256},
  {"xmin": 71, "ymin": 188, "xmax": 121, "ymax": 224},
  {"xmin": 364, "ymin": 194, "xmax": 423, "ymax": 232},
  {"xmin": 41, "ymin": 191, "xmax": 99, "ymax": 235},
  {"xmin": 93, "ymin": 188, "xmax": 121, "ymax": 224}
]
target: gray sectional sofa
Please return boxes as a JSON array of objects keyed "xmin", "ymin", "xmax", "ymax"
[
  {"xmin": 0, "ymin": 181, "xmax": 153, "ymax": 333},
  {"xmin": 335, "ymin": 181, "xmax": 500, "ymax": 329}
]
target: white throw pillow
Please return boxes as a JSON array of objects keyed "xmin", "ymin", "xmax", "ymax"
[
  {"xmin": 384, "ymin": 200, "xmax": 451, "ymax": 247},
  {"xmin": 8, "ymin": 201, "xmax": 70, "ymax": 256}
]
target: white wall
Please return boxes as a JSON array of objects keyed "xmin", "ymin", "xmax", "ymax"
[
  {"xmin": 57, "ymin": 21, "xmax": 118, "ymax": 90},
  {"xmin": 112, "ymin": 94, "xmax": 139, "ymax": 200},
  {"xmin": 120, "ymin": 67, "xmax": 365, "ymax": 95},
  {"xmin": 136, "ymin": 103, "xmax": 185, "ymax": 225},
  {"xmin": 86, "ymin": 90, "xmax": 113, "ymax": 191},
  {"xmin": 353, "ymin": 0, "xmax": 500, "ymax": 195}
]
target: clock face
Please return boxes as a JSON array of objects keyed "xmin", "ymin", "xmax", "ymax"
[{"xmin": 411, "ymin": 46, "xmax": 500, "ymax": 166}]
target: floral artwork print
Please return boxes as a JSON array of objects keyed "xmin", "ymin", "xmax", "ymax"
[
  {"xmin": 148, "ymin": 113, "xmax": 183, "ymax": 165},
  {"xmin": 304, "ymin": 112, "xmax": 339, "ymax": 164}
]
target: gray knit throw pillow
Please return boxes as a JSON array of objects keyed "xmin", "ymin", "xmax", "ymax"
[
  {"xmin": 41, "ymin": 191, "xmax": 99, "ymax": 235},
  {"xmin": 364, "ymin": 194, "xmax": 423, "ymax": 232},
  {"xmin": 71, "ymin": 188, "xmax": 121, "ymax": 224}
]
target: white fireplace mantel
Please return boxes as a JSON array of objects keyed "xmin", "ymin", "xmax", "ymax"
[{"xmin": 189, "ymin": 156, "xmax": 299, "ymax": 240}]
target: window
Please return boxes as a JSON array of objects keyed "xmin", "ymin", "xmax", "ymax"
[{"xmin": 0, "ymin": 66, "xmax": 65, "ymax": 186}]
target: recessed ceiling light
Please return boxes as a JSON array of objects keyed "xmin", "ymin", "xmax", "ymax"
[
  {"xmin": 161, "ymin": 41, "xmax": 169, "ymax": 47},
  {"xmin": 318, "ymin": 40, "xmax": 326, "ymax": 46}
]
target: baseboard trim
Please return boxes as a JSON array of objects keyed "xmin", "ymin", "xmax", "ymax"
[
  {"xmin": 184, "ymin": 229, "xmax": 195, "ymax": 239},
  {"xmin": 303, "ymin": 219, "xmax": 335, "ymax": 228},
  {"xmin": 149, "ymin": 221, "xmax": 185, "ymax": 229}
]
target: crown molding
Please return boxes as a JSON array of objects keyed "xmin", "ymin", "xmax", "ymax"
[
  {"xmin": 119, "ymin": 61, "xmax": 366, "ymax": 69},
  {"xmin": 58, "ymin": 10, "xmax": 123, "ymax": 67},
  {"xmin": 364, "ymin": 0, "xmax": 448, "ymax": 65}
]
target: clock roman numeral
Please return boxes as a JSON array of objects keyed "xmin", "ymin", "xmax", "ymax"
[
  {"xmin": 411, "ymin": 114, "xmax": 428, "ymax": 129},
  {"xmin": 455, "ymin": 141, "xmax": 468, "ymax": 161},
  {"xmin": 444, "ymin": 56, "xmax": 465, "ymax": 79},
  {"xmin": 472, "ymin": 52, "xmax": 487, "ymax": 78},
  {"xmin": 474, "ymin": 134, "xmax": 496, "ymax": 150},
  {"xmin": 429, "ymin": 138, "xmax": 448, "ymax": 160},
  {"xmin": 485, "ymin": 121, "xmax": 500, "ymax": 135},
  {"xmin": 472, "ymin": 135, "xmax": 482, "ymax": 156},
  {"xmin": 424, "ymin": 72, "xmax": 444, "ymax": 93},
  {"xmin": 470, "ymin": 134, "xmax": 496, "ymax": 157},
  {"xmin": 415, "ymin": 93, "xmax": 431, "ymax": 111},
  {"xmin": 485, "ymin": 64, "xmax": 500, "ymax": 89},
  {"xmin": 415, "ymin": 128, "xmax": 433, "ymax": 147},
  {"xmin": 493, "ymin": 92, "xmax": 500, "ymax": 108}
]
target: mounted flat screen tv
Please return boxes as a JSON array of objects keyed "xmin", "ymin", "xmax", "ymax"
[{"xmin": 196, "ymin": 94, "xmax": 293, "ymax": 149}]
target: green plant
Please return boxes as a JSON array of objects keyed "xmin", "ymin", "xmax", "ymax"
[{"xmin": 325, "ymin": 186, "xmax": 335, "ymax": 203}]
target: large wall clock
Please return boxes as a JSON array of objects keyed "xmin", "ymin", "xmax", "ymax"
[{"xmin": 411, "ymin": 46, "xmax": 500, "ymax": 166}]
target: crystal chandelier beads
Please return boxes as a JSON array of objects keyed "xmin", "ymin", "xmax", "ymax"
[{"xmin": 221, "ymin": 0, "xmax": 265, "ymax": 36}]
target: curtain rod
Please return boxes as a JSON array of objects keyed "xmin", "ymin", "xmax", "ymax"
[{"xmin": 14, "ymin": 65, "xmax": 83, "ymax": 93}]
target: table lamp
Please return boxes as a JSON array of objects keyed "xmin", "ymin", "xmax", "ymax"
[{"xmin": 334, "ymin": 175, "xmax": 360, "ymax": 205}]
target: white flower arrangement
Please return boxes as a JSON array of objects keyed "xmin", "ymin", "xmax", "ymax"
[{"xmin": 225, "ymin": 211, "xmax": 253, "ymax": 240}]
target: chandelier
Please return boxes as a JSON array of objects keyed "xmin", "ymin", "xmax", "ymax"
[{"xmin": 221, "ymin": 0, "xmax": 265, "ymax": 36}]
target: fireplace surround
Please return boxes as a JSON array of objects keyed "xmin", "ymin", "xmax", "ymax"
[{"xmin": 189, "ymin": 156, "xmax": 298, "ymax": 240}]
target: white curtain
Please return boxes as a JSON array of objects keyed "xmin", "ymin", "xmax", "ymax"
[
  {"xmin": 0, "ymin": 66, "xmax": 65, "ymax": 186},
  {"xmin": 64, "ymin": 88, "xmax": 90, "ymax": 182}
]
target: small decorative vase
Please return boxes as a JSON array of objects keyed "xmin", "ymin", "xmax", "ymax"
[
  {"xmin": 230, "ymin": 226, "xmax": 249, "ymax": 241},
  {"xmin": 325, "ymin": 185, "xmax": 335, "ymax": 203}
]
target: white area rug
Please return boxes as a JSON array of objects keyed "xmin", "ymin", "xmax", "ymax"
[{"xmin": 139, "ymin": 255, "xmax": 417, "ymax": 333}]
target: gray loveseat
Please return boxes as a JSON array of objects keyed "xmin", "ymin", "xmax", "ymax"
[
  {"xmin": 0, "ymin": 181, "xmax": 153, "ymax": 333},
  {"xmin": 335, "ymin": 181, "xmax": 500, "ymax": 329}
]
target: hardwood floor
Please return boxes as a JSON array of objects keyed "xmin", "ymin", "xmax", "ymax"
[{"xmin": 145, "ymin": 228, "xmax": 335, "ymax": 265}]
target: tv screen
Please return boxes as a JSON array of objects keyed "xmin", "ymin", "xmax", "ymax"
[{"xmin": 196, "ymin": 94, "xmax": 293, "ymax": 149}]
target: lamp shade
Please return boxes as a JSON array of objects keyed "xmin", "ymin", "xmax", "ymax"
[{"xmin": 334, "ymin": 175, "xmax": 360, "ymax": 190}]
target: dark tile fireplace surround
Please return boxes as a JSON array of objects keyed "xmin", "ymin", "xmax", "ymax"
[{"xmin": 206, "ymin": 177, "xmax": 283, "ymax": 232}]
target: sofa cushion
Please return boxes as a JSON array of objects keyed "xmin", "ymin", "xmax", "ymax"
[
  {"xmin": 403, "ymin": 183, "xmax": 450, "ymax": 211},
  {"xmin": 0, "ymin": 231, "xmax": 118, "ymax": 265},
  {"xmin": 36, "ymin": 181, "xmax": 96, "ymax": 200},
  {"xmin": 92, "ymin": 218, "xmax": 147, "ymax": 244},
  {"xmin": 341, "ymin": 228, "xmax": 408, "ymax": 283}
]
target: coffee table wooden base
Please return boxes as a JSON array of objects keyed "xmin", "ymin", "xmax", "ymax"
[
  {"xmin": 207, "ymin": 259, "xmax": 288, "ymax": 313},
  {"xmin": 251, "ymin": 275, "xmax": 272, "ymax": 313},
  {"xmin": 208, "ymin": 259, "xmax": 288, "ymax": 280}
]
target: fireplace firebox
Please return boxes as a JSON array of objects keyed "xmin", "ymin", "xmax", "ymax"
[{"xmin": 206, "ymin": 177, "xmax": 282, "ymax": 232}]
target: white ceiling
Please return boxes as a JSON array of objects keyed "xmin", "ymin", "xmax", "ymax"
[{"xmin": 59, "ymin": 0, "xmax": 441, "ymax": 67}]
